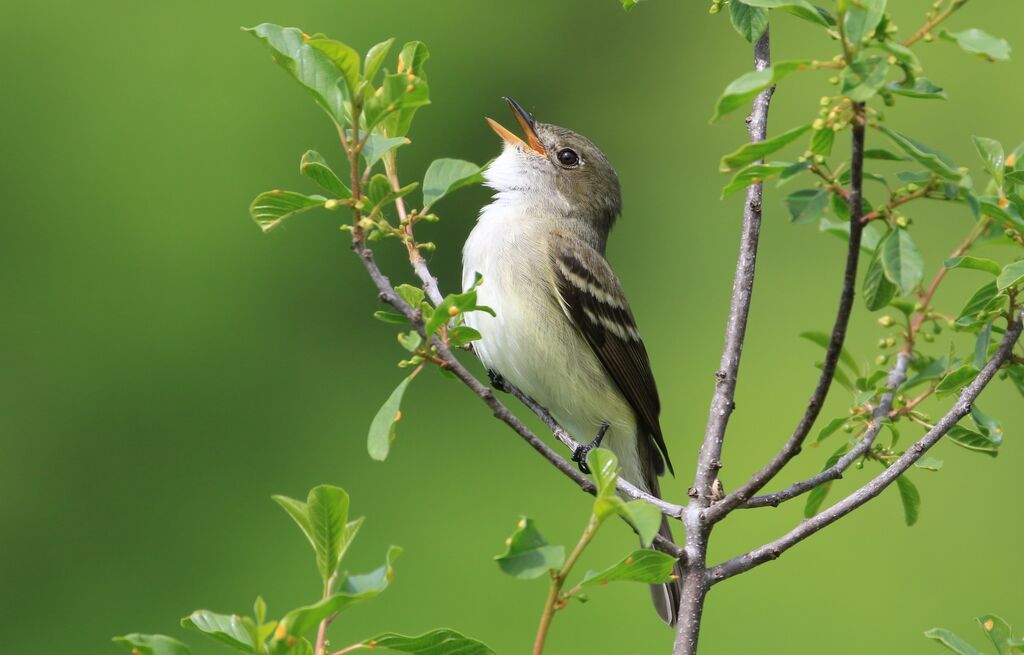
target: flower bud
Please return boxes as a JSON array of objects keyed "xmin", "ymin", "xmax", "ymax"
[
  {"xmin": 875, "ymin": 354, "xmax": 888, "ymax": 366},
  {"xmin": 878, "ymin": 315, "xmax": 894, "ymax": 327}
]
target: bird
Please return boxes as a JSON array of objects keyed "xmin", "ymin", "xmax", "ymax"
[{"xmin": 461, "ymin": 97, "xmax": 681, "ymax": 625}]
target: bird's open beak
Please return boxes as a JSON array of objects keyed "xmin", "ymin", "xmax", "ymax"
[{"xmin": 486, "ymin": 97, "xmax": 546, "ymax": 156}]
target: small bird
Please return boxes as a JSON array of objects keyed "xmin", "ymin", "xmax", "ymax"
[{"xmin": 462, "ymin": 98, "xmax": 681, "ymax": 625}]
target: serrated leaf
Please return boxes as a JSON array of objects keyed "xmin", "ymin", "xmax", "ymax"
[
  {"xmin": 368, "ymin": 374, "xmax": 415, "ymax": 461},
  {"xmin": 739, "ymin": 0, "xmax": 831, "ymax": 26},
  {"xmin": 863, "ymin": 251, "xmax": 898, "ymax": 311},
  {"xmin": 181, "ymin": 610, "xmax": 257, "ymax": 653},
  {"xmin": 720, "ymin": 124, "xmax": 811, "ymax": 171},
  {"xmin": 784, "ymin": 189, "xmax": 830, "ymax": 224},
  {"xmin": 114, "ymin": 634, "xmax": 192, "ymax": 655},
  {"xmin": 581, "ymin": 550, "xmax": 677, "ymax": 586},
  {"xmin": 925, "ymin": 628, "xmax": 984, "ymax": 655},
  {"xmin": 895, "ymin": 474, "xmax": 920, "ymax": 526},
  {"xmin": 280, "ymin": 546, "xmax": 401, "ymax": 637},
  {"xmin": 422, "ymin": 158, "xmax": 487, "ymax": 209},
  {"xmin": 941, "ymin": 28, "xmax": 1011, "ymax": 62},
  {"xmin": 494, "ymin": 517, "xmax": 565, "ymax": 579},
  {"xmin": 360, "ymin": 630, "xmax": 495, "ymax": 655},
  {"xmin": 947, "ymin": 425, "xmax": 1000, "ymax": 457},
  {"xmin": 945, "ymin": 256, "xmax": 1002, "ymax": 276},
  {"xmin": 245, "ymin": 24, "xmax": 349, "ymax": 126},
  {"xmin": 729, "ymin": 0, "xmax": 769, "ymax": 42},
  {"xmin": 880, "ymin": 228, "xmax": 924, "ymax": 294},
  {"xmin": 250, "ymin": 191, "xmax": 326, "ymax": 233},
  {"xmin": 878, "ymin": 126, "xmax": 962, "ymax": 181},
  {"xmin": 997, "ymin": 260, "xmax": 1024, "ymax": 290},
  {"xmin": 300, "ymin": 151, "xmax": 351, "ymax": 198},
  {"xmin": 711, "ymin": 61, "xmax": 811, "ymax": 122},
  {"xmin": 844, "ymin": 0, "xmax": 886, "ymax": 44},
  {"xmin": 722, "ymin": 162, "xmax": 789, "ymax": 198}
]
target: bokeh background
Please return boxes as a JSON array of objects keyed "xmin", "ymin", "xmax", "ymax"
[{"xmin": 2, "ymin": 1, "xmax": 1021, "ymax": 653}]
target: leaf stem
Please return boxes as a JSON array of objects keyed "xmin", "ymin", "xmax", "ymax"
[
  {"xmin": 532, "ymin": 514, "xmax": 600, "ymax": 655},
  {"xmin": 903, "ymin": 0, "xmax": 969, "ymax": 47}
]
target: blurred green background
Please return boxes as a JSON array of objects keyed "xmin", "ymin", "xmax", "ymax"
[{"xmin": 2, "ymin": 1, "xmax": 1021, "ymax": 653}]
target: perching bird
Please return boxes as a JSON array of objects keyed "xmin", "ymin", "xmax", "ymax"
[{"xmin": 462, "ymin": 97, "xmax": 681, "ymax": 625}]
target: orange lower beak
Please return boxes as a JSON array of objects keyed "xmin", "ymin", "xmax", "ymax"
[{"xmin": 486, "ymin": 97, "xmax": 546, "ymax": 156}]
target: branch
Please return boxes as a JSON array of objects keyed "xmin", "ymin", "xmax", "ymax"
[
  {"xmin": 741, "ymin": 351, "xmax": 909, "ymax": 508},
  {"xmin": 689, "ymin": 33, "xmax": 773, "ymax": 505},
  {"xmin": 706, "ymin": 105, "xmax": 867, "ymax": 522},
  {"xmin": 903, "ymin": 0, "xmax": 969, "ymax": 47},
  {"xmin": 707, "ymin": 308, "xmax": 1023, "ymax": 584}
]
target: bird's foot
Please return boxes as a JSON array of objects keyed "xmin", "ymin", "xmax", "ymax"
[
  {"xmin": 572, "ymin": 423, "xmax": 610, "ymax": 474},
  {"xmin": 487, "ymin": 369, "xmax": 512, "ymax": 393}
]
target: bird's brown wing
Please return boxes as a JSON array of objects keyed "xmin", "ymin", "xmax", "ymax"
[{"xmin": 548, "ymin": 235, "xmax": 672, "ymax": 476}]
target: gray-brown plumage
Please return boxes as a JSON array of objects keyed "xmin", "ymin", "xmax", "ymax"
[{"xmin": 462, "ymin": 98, "xmax": 682, "ymax": 625}]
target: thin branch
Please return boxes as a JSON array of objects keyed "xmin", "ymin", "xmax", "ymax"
[
  {"xmin": 532, "ymin": 514, "xmax": 599, "ymax": 655},
  {"xmin": 674, "ymin": 28, "xmax": 772, "ymax": 655},
  {"xmin": 707, "ymin": 308, "xmax": 1023, "ymax": 584},
  {"xmin": 903, "ymin": 0, "xmax": 969, "ymax": 47},
  {"xmin": 741, "ymin": 351, "xmax": 909, "ymax": 508},
  {"xmin": 706, "ymin": 105, "xmax": 867, "ymax": 523},
  {"xmin": 383, "ymin": 153, "xmax": 444, "ymax": 306}
]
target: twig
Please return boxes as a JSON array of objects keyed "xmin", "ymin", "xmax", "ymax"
[
  {"xmin": 382, "ymin": 153, "xmax": 444, "ymax": 306},
  {"xmin": 673, "ymin": 28, "xmax": 772, "ymax": 655},
  {"xmin": 903, "ymin": 0, "xmax": 969, "ymax": 47},
  {"xmin": 740, "ymin": 351, "xmax": 909, "ymax": 508},
  {"xmin": 532, "ymin": 514, "xmax": 599, "ymax": 655},
  {"xmin": 708, "ymin": 308, "xmax": 1023, "ymax": 583},
  {"xmin": 706, "ymin": 104, "xmax": 867, "ymax": 523}
]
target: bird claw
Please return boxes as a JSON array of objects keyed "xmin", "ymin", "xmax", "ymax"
[
  {"xmin": 571, "ymin": 423, "xmax": 610, "ymax": 474},
  {"xmin": 487, "ymin": 369, "xmax": 512, "ymax": 393}
]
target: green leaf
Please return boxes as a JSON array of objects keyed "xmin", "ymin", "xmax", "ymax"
[
  {"xmin": 925, "ymin": 628, "xmax": 984, "ymax": 655},
  {"xmin": 581, "ymin": 550, "xmax": 677, "ymax": 586},
  {"xmin": 360, "ymin": 630, "xmax": 495, "ymax": 655},
  {"xmin": 974, "ymin": 322, "xmax": 993, "ymax": 369},
  {"xmin": 894, "ymin": 474, "xmax": 920, "ymax": 526},
  {"xmin": 740, "ymin": 0, "xmax": 831, "ymax": 26},
  {"xmin": 587, "ymin": 447, "xmax": 619, "ymax": 499},
  {"xmin": 816, "ymin": 417, "xmax": 848, "ymax": 444},
  {"xmin": 947, "ymin": 425, "xmax": 1000, "ymax": 457},
  {"xmin": 914, "ymin": 457, "xmax": 944, "ymax": 471},
  {"xmin": 864, "ymin": 148, "xmax": 906, "ymax": 161},
  {"xmin": 374, "ymin": 310, "xmax": 408, "ymax": 325},
  {"xmin": 250, "ymin": 190, "xmax": 326, "ymax": 233},
  {"xmin": 300, "ymin": 151, "xmax": 351, "ymax": 199},
  {"xmin": 784, "ymin": 189, "xmax": 829, "ymax": 224},
  {"xmin": 935, "ymin": 364, "xmax": 980, "ymax": 397},
  {"xmin": 424, "ymin": 288, "xmax": 494, "ymax": 337},
  {"xmin": 810, "ymin": 127, "xmax": 835, "ymax": 157},
  {"xmin": 395, "ymin": 284, "xmax": 425, "ymax": 308},
  {"xmin": 945, "ymin": 256, "xmax": 1002, "ymax": 276},
  {"xmin": 941, "ymin": 28, "xmax": 1011, "ymax": 62},
  {"xmin": 114, "ymin": 634, "xmax": 192, "ymax": 655},
  {"xmin": 245, "ymin": 24, "xmax": 349, "ymax": 126},
  {"xmin": 273, "ymin": 485, "xmax": 354, "ymax": 583},
  {"xmin": 181, "ymin": 610, "xmax": 257, "ymax": 653},
  {"xmin": 955, "ymin": 281, "xmax": 1001, "ymax": 327},
  {"xmin": 448, "ymin": 326, "xmax": 482, "ymax": 348},
  {"xmin": 621, "ymin": 0, "xmax": 640, "ymax": 10},
  {"xmin": 721, "ymin": 162, "xmax": 789, "ymax": 198},
  {"xmin": 997, "ymin": 260, "xmax": 1024, "ymax": 290},
  {"xmin": 900, "ymin": 356, "xmax": 948, "ymax": 391},
  {"xmin": 972, "ymin": 136, "xmax": 1005, "ymax": 187},
  {"xmin": 280, "ymin": 546, "xmax": 401, "ymax": 637},
  {"xmin": 877, "ymin": 126, "xmax": 962, "ymax": 181},
  {"xmin": 307, "ymin": 38, "xmax": 360, "ymax": 98},
  {"xmin": 977, "ymin": 614, "xmax": 1015, "ymax": 655},
  {"xmin": 360, "ymin": 133, "xmax": 410, "ymax": 170},
  {"xmin": 363, "ymin": 38, "xmax": 395, "ymax": 84},
  {"xmin": 729, "ymin": 0, "xmax": 769, "ymax": 43},
  {"xmin": 720, "ymin": 124, "xmax": 811, "ymax": 171},
  {"xmin": 368, "ymin": 374, "xmax": 415, "ymax": 461},
  {"xmin": 888, "ymin": 78, "xmax": 947, "ymax": 100},
  {"xmin": 711, "ymin": 61, "xmax": 811, "ymax": 122},
  {"xmin": 422, "ymin": 158, "xmax": 487, "ymax": 209},
  {"xmin": 804, "ymin": 443, "xmax": 850, "ymax": 518},
  {"xmin": 844, "ymin": 0, "xmax": 886, "ymax": 44},
  {"xmin": 971, "ymin": 404, "xmax": 1004, "ymax": 441},
  {"xmin": 863, "ymin": 250, "xmax": 898, "ymax": 311},
  {"xmin": 880, "ymin": 228, "xmax": 924, "ymax": 294},
  {"xmin": 494, "ymin": 517, "xmax": 565, "ymax": 579},
  {"xmin": 841, "ymin": 55, "xmax": 889, "ymax": 102},
  {"xmin": 799, "ymin": 331, "xmax": 858, "ymax": 375},
  {"xmin": 398, "ymin": 41, "xmax": 430, "ymax": 77},
  {"xmin": 619, "ymin": 499, "xmax": 662, "ymax": 546}
]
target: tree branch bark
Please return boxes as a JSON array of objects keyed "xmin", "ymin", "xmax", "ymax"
[
  {"xmin": 673, "ymin": 28, "xmax": 772, "ymax": 655},
  {"xmin": 706, "ymin": 105, "xmax": 867, "ymax": 522},
  {"xmin": 707, "ymin": 308, "xmax": 1023, "ymax": 584}
]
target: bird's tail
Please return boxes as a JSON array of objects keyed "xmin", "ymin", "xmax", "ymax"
[{"xmin": 649, "ymin": 515, "xmax": 683, "ymax": 626}]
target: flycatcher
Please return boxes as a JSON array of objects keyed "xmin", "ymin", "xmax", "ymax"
[{"xmin": 462, "ymin": 98, "xmax": 681, "ymax": 625}]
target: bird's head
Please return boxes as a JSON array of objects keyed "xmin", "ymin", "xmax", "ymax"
[{"xmin": 484, "ymin": 97, "xmax": 622, "ymax": 236}]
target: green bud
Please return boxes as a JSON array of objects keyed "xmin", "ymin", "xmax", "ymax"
[
  {"xmin": 895, "ymin": 215, "xmax": 910, "ymax": 228},
  {"xmin": 878, "ymin": 315, "xmax": 894, "ymax": 327},
  {"xmin": 875, "ymin": 354, "xmax": 889, "ymax": 366},
  {"xmin": 922, "ymin": 332, "xmax": 935, "ymax": 342},
  {"xmin": 828, "ymin": 76, "xmax": 840, "ymax": 85}
]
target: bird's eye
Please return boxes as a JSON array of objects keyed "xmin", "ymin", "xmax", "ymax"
[{"xmin": 556, "ymin": 148, "xmax": 580, "ymax": 168}]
